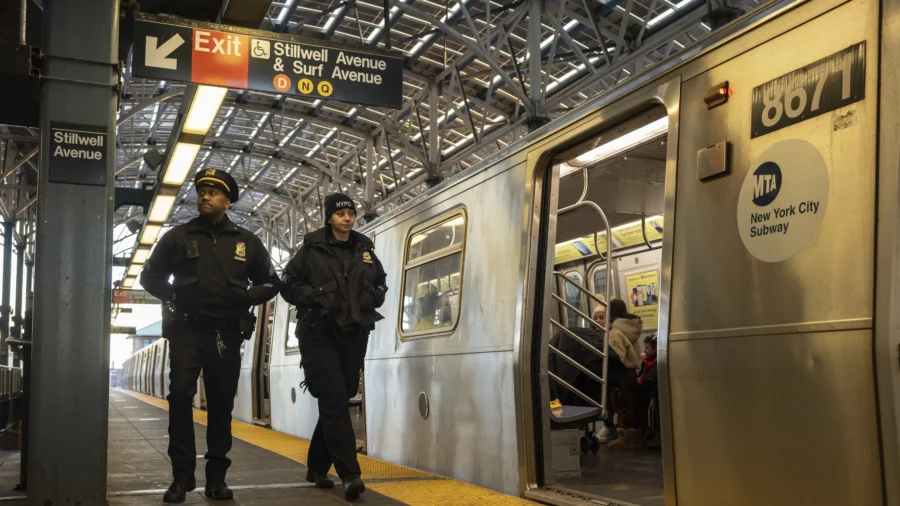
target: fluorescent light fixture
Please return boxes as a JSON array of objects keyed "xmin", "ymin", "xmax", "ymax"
[
  {"xmin": 162, "ymin": 142, "xmax": 201, "ymax": 185},
  {"xmin": 127, "ymin": 264, "xmax": 143, "ymax": 276},
  {"xmin": 611, "ymin": 214, "xmax": 664, "ymax": 232},
  {"xmin": 139, "ymin": 224, "xmax": 163, "ymax": 245},
  {"xmin": 647, "ymin": 0, "xmax": 694, "ymax": 28},
  {"xmin": 561, "ymin": 117, "xmax": 668, "ymax": 177},
  {"xmin": 557, "ymin": 232, "xmax": 607, "ymax": 247},
  {"xmin": 409, "ymin": 1, "xmax": 462, "ymax": 54},
  {"xmin": 183, "ymin": 86, "xmax": 228, "ymax": 135},
  {"xmin": 133, "ymin": 246, "xmax": 152, "ymax": 264},
  {"xmin": 123, "ymin": 277, "xmax": 136, "ymax": 288},
  {"xmin": 148, "ymin": 195, "xmax": 176, "ymax": 223}
]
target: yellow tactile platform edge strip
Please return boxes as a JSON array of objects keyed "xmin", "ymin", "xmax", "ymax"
[{"xmin": 118, "ymin": 389, "xmax": 536, "ymax": 505}]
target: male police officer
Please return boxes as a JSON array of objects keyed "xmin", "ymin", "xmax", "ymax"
[{"xmin": 140, "ymin": 169, "xmax": 280, "ymax": 502}]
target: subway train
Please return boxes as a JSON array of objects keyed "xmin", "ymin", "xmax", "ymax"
[{"xmin": 123, "ymin": 1, "xmax": 900, "ymax": 504}]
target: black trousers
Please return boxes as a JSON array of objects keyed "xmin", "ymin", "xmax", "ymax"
[
  {"xmin": 299, "ymin": 326, "xmax": 368, "ymax": 480},
  {"xmin": 167, "ymin": 323, "xmax": 242, "ymax": 483}
]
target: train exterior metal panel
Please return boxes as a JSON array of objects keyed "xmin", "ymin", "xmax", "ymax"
[
  {"xmin": 233, "ymin": 329, "xmax": 257, "ymax": 424},
  {"xmin": 669, "ymin": 1, "xmax": 876, "ymax": 338},
  {"xmin": 362, "ymin": 165, "xmax": 528, "ymax": 494},
  {"xmin": 368, "ymin": 164, "xmax": 527, "ymax": 360},
  {"xmin": 269, "ymin": 296, "xmax": 321, "ymax": 441},
  {"xmin": 875, "ymin": 0, "xmax": 900, "ymax": 503},
  {"xmin": 365, "ymin": 351, "xmax": 520, "ymax": 495},
  {"xmin": 667, "ymin": 0, "xmax": 881, "ymax": 504},
  {"xmin": 668, "ymin": 330, "xmax": 882, "ymax": 506}
]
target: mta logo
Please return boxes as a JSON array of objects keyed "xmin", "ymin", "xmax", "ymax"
[{"xmin": 752, "ymin": 161, "xmax": 781, "ymax": 207}]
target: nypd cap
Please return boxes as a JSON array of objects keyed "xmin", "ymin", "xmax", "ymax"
[
  {"xmin": 324, "ymin": 193, "xmax": 356, "ymax": 221},
  {"xmin": 194, "ymin": 169, "xmax": 239, "ymax": 203}
]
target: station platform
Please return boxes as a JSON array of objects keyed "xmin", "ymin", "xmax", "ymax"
[
  {"xmin": 89, "ymin": 390, "xmax": 536, "ymax": 505},
  {"xmin": 0, "ymin": 391, "xmax": 534, "ymax": 505}
]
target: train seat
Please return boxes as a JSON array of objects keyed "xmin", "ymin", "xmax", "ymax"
[{"xmin": 550, "ymin": 405, "xmax": 601, "ymax": 430}]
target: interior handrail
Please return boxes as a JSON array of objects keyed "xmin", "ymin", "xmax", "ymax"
[
  {"xmin": 548, "ymin": 371, "xmax": 603, "ymax": 411},
  {"xmin": 554, "ymin": 272, "xmax": 607, "ymax": 308},
  {"xmin": 549, "ymin": 318, "xmax": 606, "ymax": 359},
  {"xmin": 549, "ymin": 344, "xmax": 605, "ymax": 385},
  {"xmin": 550, "ymin": 165, "xmax": 612, "ymax": 418},
  {"xmin": 551, "ymin": 294, "xmax": 605, "ymax": 333}
]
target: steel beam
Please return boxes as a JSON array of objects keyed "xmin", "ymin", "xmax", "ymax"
[
  {"xmin": 0, "ymin": 223, "xmax": 10, "ymax": 367},
  {"xmin": 394, "ymin": 2, "xmax": 534, "ymax": 113},
  {"xmin": 12, "ymin": 242, "xmax": 23, "ymax": 368},
  {"xmin": 30, "ymin": 0, "xmax": 118, "ymax": 502},
  {"xmin": 529, "ymin": 0, "xmax": 544, "ymax": 113},
  {"xmin": 428, "ymin": 82, "xmax": 440, "ymax": 173},
  {"xmin": 324, "ymin": 0, "xmax": 355, "ymax": 39},
  {"xmin": 115, "ymin": 88, "xmax": 184, "ymax": 126},
  {"xmin": 364, "ymin": 136, "xmax": 375, "ymax": 208}
]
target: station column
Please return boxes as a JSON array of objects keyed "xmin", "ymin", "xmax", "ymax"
[{"xmin": 28, "ymin": 0, "xmax": 119, "ymax": 503}]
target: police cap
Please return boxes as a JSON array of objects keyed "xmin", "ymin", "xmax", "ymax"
[{"xmin": 194, "ymin": 169, "xmax": 239, "ymax": 203}]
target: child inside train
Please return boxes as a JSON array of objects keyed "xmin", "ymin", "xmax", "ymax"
[{"xmin": 638, "ymin": 335, "xmax": 661, "ymax": 449}]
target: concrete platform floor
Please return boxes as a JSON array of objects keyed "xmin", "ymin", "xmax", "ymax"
[{"xmin": 0, "ymin": 390, "xmax": 535, "ymax": 505}]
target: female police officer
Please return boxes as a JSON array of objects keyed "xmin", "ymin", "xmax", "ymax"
[{"xmin": 280, "ymin": 193, "xmax": 387, "ymax": 500}]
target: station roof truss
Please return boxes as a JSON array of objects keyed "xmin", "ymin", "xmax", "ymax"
[{"xmin": 0, "ymin": 0, "xmax": 765, "ymax": 268}]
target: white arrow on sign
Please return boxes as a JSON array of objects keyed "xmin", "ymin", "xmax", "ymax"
[{"xmin": 145, "ymin": 34, "xmax": 185, "ymax": 70}]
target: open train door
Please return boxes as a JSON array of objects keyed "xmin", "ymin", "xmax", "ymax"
[{"xmin": 251, "ymin": 299, "xmax": 276, "ymax": 426}]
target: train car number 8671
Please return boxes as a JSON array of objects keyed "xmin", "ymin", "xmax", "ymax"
[{"xmin": 751, "ymin": 42, "xmax": 866, "ymax": 139}]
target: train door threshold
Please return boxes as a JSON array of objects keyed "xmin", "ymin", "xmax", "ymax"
[{"xmin": 525, "ymin": 485, "xmax": 638, "ymax": 506}]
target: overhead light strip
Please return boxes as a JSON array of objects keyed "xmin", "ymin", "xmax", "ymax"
[
  {"xmin": 560, "ymin": 117, "xmax": 668, "ymax": 177},
  {"xmin": 121, "ymin": 85, "xmax": 228, "ymax": 290}
]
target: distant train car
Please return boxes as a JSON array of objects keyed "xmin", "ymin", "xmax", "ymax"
[{"xmin": 123, "ymin": 1, "xmax": 900, "ymax": 504}]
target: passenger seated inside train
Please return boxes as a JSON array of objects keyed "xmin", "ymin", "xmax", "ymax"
[
  {"xmin": 547, "ymin": 316, "xmax": 607, "ymax": 407},
  {"xmin": 408, "ymin": 284, "xmax": 455, "ymax": 332}
]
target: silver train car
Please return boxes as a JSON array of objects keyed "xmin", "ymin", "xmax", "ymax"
[{"xmin": 124, "ymin": 0, "xmax": 900, "ymax": 504}]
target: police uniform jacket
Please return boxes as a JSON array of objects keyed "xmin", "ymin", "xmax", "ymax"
[
  {"xmin": 281, "ymin": 227, "xmax": 387, "ymax": 331},
  {"xmin": 140, "ymin": 215, "xmax": 280, "ymax": 322}
]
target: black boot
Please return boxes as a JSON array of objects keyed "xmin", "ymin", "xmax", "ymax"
[
  {"xmin": 204, "ymin": 481, "xmax": 234, "ymax": 500},
  {"xmin": 342, "ymin": 475, "xmax": 365, "ymax": 500},
  {"xmin": 163, "ymin": 477, "xmax": 196, "ymax": 503},
  {"xmin": 305, "ymin": 469, "xmax": 335, "ymax": 489}
]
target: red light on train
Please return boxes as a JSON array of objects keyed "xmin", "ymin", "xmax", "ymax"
[{"xmin": 704, "ymin": 81, "xmax": 730, "ymax": 109}]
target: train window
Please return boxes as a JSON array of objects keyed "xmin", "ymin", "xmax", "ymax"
[
  {"xmin": 563, "ymin": 272, "xmax": 586, "ymax": 327},
  {"xmin": 285, "ymin": 306, "xmax": 299, "ymax": 353},
  {"xmin": 591, "ymin": 265, "xmax": 615, "ymax": 305},
  {"xmin": 399, "ymin": 208, "xmax": 467, "ymax": 339}
]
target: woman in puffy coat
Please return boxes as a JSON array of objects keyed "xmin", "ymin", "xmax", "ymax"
[{"xmin": 604, "ymin": 299, "xmax": 644, "ymax": 448}]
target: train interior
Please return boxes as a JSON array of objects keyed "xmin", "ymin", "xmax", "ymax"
[{"xmin": 540, "ymin": 104, "xmax": 668, "ymax": 506}]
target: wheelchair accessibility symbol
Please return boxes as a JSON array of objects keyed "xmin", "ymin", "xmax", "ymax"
[{"xmin": 251, "ymin": 39, "xmax": 270, "ymax": 59}]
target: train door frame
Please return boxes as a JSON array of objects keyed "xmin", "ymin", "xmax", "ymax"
[
  {"xmin": 251, "ymin": 299, "xmax": 275, "ymax": 424},
  {"xmin": 523, "ymin": 76, "xmax": 681, "ymax": 500},
  {"xmin": 877, "ymin": 1, "xmax": 900, "ymax": 503}
]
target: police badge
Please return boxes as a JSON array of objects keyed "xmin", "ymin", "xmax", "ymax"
[
  {"xmin": 362, "ymin": 251, "xmax": 373, "ymax": 264},
  {"xmin": 235, "ymin": 241, "xmax": 246, "ymax": 262}
]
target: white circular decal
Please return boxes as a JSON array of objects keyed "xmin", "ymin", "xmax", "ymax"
[{"xmin": 737, "ymin": 139, "xmax": 829, "ymax": 263}]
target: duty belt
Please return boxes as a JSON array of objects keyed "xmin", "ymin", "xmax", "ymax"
[{"xmin": 177, "ymin": 310, "xmax": 241, "ymax": 331}]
